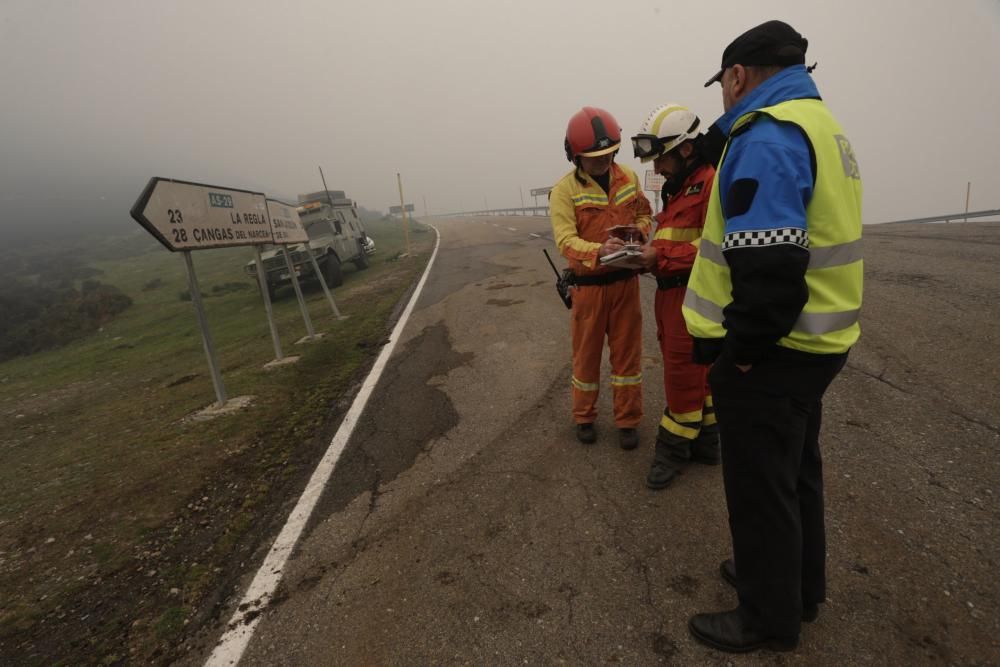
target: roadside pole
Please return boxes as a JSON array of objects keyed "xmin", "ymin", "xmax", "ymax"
[
  {"xmin": 965, "ymin": 182, "xmax": 971, "ymax": 223},
  {"xmin": 281, "ymin": 247, "xmax": 316, "ymax": 340},
  {"xmin": 182, "ymin": 251, "xmax": 227, "ymax": 407},
  {"xmin": 397, "ymin": 172, "xmax": 411, "ymax": 257},
  {"xmin": 519, "ymin": 186, "xmax": 525, "ymax": 216},
  {"xmin": 308, "ymin": 252, "xmax": 343, "ymax": 319},
  {"xmin": 253, "ymin": 246, "xmax": 284, "ymax": 361}
]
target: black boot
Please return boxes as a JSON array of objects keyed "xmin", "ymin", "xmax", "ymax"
[
  {"xmin": 645, "ymin": 437, "xmax": 689, "ymax": 490},
  {"xmin": 618, "ymin": 428, "xmax": 639, "ymax": 450},
  {"xmin": 575, "ymin": 423, "xmax": 596, "ymax": 444},
  {"xmin": 690, "ymin": 424, "xmax": 720, "ymax": 464}
]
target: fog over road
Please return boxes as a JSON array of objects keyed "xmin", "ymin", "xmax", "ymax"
[{"xmin": 193, "ymin": 218, "xmax": 999, "ymax": 665}]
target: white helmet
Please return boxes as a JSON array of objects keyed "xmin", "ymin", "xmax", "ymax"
[{"xmin": 631, "ymin": 104, "xmax": 701, "ymax": 163}]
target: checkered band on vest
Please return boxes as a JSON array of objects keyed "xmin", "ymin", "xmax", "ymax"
[{"xmin": 722, "ymin": 227, "xmax": 809, "ymax": 250}]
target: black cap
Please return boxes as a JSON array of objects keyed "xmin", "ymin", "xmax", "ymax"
[{"xmin": 704, "ymin": 20, "xmax": 808, "ymax": 87}]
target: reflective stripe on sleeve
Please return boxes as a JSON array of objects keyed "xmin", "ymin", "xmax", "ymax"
[
  {"xmin": 703, "ymin": 236, "xmax": 862, "ymax": 271},
  {"xmin": 808, "ymin": 238, "xmax": 863, "ymax": 269}
]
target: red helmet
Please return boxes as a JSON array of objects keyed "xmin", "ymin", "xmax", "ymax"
[{"xmin": 564, "ymin": 106, "xmax": 622, "ymax": 162}]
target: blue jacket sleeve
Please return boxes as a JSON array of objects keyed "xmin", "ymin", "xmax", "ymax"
[{"xmin": 717, "ymin": 120, "xmax": 814, "ymax": 365}]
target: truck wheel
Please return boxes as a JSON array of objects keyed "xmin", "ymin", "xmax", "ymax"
[
  {"xmin": 353, "ymin": 242, "xmax": 369, "ymax": 270},
  {"xmin": 324, "ymin": 253, "xmax": 343, "ymax": 288}
]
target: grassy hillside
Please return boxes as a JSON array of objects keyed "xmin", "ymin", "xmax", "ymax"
[{"xmin": 0, "ymin": 218, "xmax": 433, "ymax": 664}]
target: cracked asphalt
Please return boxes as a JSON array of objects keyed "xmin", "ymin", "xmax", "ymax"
[{"xmin": 194, "ymin": 218, "xmax": 999, "ymax": 665}]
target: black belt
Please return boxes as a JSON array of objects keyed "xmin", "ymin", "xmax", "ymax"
[
  {"xmin": 570, "ymin": 269, "xmax": 636, "ymax": 287},
  {"xmin": 656, "ymin": 274, "xmax": 690, "ymax": 290}
]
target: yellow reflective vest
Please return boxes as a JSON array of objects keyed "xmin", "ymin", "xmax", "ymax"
[{"xmin": 683, "ymin": 98, "xmax": 863, "ymax": 355}]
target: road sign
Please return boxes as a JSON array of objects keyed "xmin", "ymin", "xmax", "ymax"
[
  {"xmin": 389, "ymin": 204, "xmax": 415, "ymax": 214},
  {"xmin": 131, "ymin": 177, "xmax": 272, "ymax": 252},
  {"xmin": 530, "ymin": 186, "xmax": 552, "ymax": 197},
  {"xmin": 644, "ymin": 170, "xmax": 665, "ymax": 192},
  {"xmin": 266, "ymin": 199, "xmax": 307, "ymax": 245}
]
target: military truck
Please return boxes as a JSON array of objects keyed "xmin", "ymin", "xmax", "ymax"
[{"xmin": 244, "ymin": 190, "xmax": 374, "ymax": 299}]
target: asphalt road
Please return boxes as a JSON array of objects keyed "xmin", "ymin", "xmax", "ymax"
[{"xmin": 194, "ymin": 218, "xmax": 999, "ymax": 665}]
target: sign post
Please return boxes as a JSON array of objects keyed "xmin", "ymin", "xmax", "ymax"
[
  {"xmin": 131, "ymin": 177, "xmax": 272, "ymax": 409},
  {"xmin": 183, "ymin": 251, "xmax": 227, "ymax": 407},
  {"xmin": 280, "ymin": 246, "xmax": 316, "ymax": 340},
  {"xmin": 253, "ymin": 245, "xmax": 284, "ymax": 362},
  {"xmin": 396, "ymin": 173, "xmax": 411, "ymax": 257}
]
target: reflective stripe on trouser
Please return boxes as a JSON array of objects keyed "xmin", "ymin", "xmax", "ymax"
[
  {"xmin": 654, "ymin": 286, "xmax": 711, "ymax": 443},
  {"xmin": 570, "ymin": 277, "xmax": 643, "ymax": 427}
]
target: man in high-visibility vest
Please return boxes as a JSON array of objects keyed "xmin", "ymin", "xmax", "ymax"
[
  {"xmin": 683, "ymin": 21, "xmax": 863, "ymax": 653},
  {"xmin": 550, "ymin": 106, "xmax": 653, "ymax": 449},
  {"xmin": 630, "ymin": 104, "xmax": 719, "ymax": 490}
]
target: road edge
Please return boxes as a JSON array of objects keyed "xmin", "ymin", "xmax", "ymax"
[{"xmin": 204, "ymin": 223, "xmax": 442, "ymax": 667}]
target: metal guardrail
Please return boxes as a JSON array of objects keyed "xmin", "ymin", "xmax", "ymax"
[
  {"xmin": 880, "ymin": 208, "xmax": 1000, "ymax": 225},
  {"xmin": 440, "ymin": 206, "xmax": 549, "ymax": 217}
]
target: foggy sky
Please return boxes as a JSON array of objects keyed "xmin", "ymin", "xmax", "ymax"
[{"xmin": 2, "ymin": 0, "xmax": 999, "ymax": 241}]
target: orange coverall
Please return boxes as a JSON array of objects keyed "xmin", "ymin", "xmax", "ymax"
[
  {"xmin": 550, "ymin": 163, "xmax": 653, "ymax": 427},
  {"xmin": 650, "ymin": 162, "xmax": 717, "ymax": 443}
]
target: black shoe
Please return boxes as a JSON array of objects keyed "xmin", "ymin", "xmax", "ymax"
[
  {"xmin": 688, "ymin": 609, "xmax": 798, "ymax": 653},
  {"xmin": 719, "ymin": 559, "xmax": 819, "ymax": 623},
  {"xmin": 576, "ymin": 423, "xmax": 596, "ymax": 444},
  {"xmin": 618, "ymin": 428, "xmax": 638, "ymax": 450},
  {"xmin": 646, "ymin": 460, "xmax": 681, "ymax": 489}
]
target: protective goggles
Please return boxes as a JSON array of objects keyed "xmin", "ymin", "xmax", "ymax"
[{"xmin": 631, "ymin": 134, "xmax": 670, "ymax": 160}]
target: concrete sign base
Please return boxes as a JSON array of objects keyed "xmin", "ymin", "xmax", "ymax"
[
  {"xmin": 186, "ymin": 395, "xmax": 255, "ymax": 422},
  {"xmin": 264, "ymin": 356, "xmax": 301, "ymax": 370}
]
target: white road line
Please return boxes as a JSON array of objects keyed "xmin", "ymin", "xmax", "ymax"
[
  {"xmin": 205, "ymin": 225, "xmax": 442, "ymax": 667},
  {"xmin": 529, "ymin": 233, "xmax": 541, "ymax": 239},
  {"xmin": 507, "ymin": 227, "xmax": 518, "ymax": 232}
]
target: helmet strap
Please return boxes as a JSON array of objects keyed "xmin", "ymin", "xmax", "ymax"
[{"xmin": 661, "ymin": 144, "xmax": 703, "ymax": 199}]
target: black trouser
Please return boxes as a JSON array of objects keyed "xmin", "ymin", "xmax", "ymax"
[{"xmin": 708, "ymin": 347, "xmax": 848, "ymax": 638}]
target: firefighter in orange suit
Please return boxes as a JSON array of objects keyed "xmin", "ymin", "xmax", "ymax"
[
  {"xmin": 631, "ymin": 104, "xmax": 719, "ymax": 488},
  {"xmin": 550, "ymin": 106, "xmax": 653, "ymax": 449}
]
